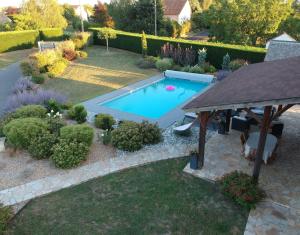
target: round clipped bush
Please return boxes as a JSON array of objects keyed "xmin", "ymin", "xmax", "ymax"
[
  {"xmin": 155, "ymin": 58, "xmax": 173, "ymax": 71},
  {"xmin": 218, "ymin": 171, "xmax": 265, "ymax": 210},
  {"xmin": 77, "ymin": 50, "xmax": 88, "ymax": 58},
  {"xmin": 94, "ymin": 113, "xmax": 115, "ymax": 130},
  {"xmin": 3, "ymin": 118, "xmax": 48, "ymax": 149},
  {"xmin": 28, "ymin": 132, "xmax": 57, "ymax": 159},
  {"xmin": 0, "ymin": 114, "xmax": 14, "ymax": 137},
  {"xmin": 111, "ymin": 121, "xmax": 143, "ymax": 152},
  {"xmin": 13, "ymin": 105, "xmax": 47, "ymax": 119},
  {"xmin": 51, "ymin": 139, "xmax": 89, "ymax": 168},
  {"xmin": 47, "ymin": 59, "xmax": 68, "ymax": 77},
  {"xmin": 68, "ymin": 105, "xmax": 87, "ymax": 124},
  {"xmin": 63, "ymin": 48, "xmax": 77, "ymax": 61},
  {"xmin": 139, "ymin": 121, "xmax": 162, "ymax": 145},
  {"xmin": 31, "ymin": 75, "xmax": 45, "ymax": 84},
  {"xmin": 60, "ymin": 124, "xmax": 94, "ymax": 147}
]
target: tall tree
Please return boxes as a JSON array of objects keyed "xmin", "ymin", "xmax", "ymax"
[
  {"xmin": 14, "ymin": 0, "xmax": 67, "ymax": 30},
  {"xmin": 108, "ymin": 0, "xmax": 135, "ymax": 30},
  {"xmin": 189, "ymin": 0, "xmax": 201, "ymax": 12},
  {"xmin": 128, "ymin": 0, "xmax": 165, "ymax": 35},
  {"xmin": 202, "ymin": 0, "xmax": 293, "ymax": 45},
  {"xmin": 63, "ymin": 4, "xmax": 81, "ymax": 29},
  {"xmin": 92, "ymin": 1, "xmax": 115, "ymax": 28}
]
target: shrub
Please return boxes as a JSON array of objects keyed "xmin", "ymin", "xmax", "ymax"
[
  {"xmin": 60, "ymin": 124, "xmax": 94, "ymax": 147},
  {"xmin": 136, "ymin": 56, "xmax": 157, "ymax": 69},
  {"xmin": 139, "ymin": 121, "xmax": 162, "ymax": 145},
  {"xmin": 28, "ymin": 132, "xmax": 57, "ymax": 159},
  {"xmin": 99, "ymin": 130, "xmax": 112, "ymax": 145},
  {"xmin": 91, "ymin": 28, "xmax": 266, "ymax": 68},
  {"xmin": 39, "ymin": 28, "xmax": 64, "ymax": 41},
  {"xmin": 95, "ymin": 113, "xmax": 115, "ymax": 130},
  {"xmin": 34, "ymin": 50, "xmax": 61, "ymax": 71},
  {"xmin": 229, "ymin": 59, "xmax": 248, "ymax": 71},
  {"xmin": 63, "ymin": 48, "xmax": 77, "ymax": 61},
  {"xmin": 0, "ymin": 30, "xmax": 39, "ymax": 53},
  {"xmin": 12, "ymin": 78, "xmax": 35, "ymax": 94},
  {"xmin": 57, "ymin": 40, "xmax": 76, "ymax": 52},
  {"xmin": 181, "ymin": 65, "xmax": 191, "ymax": 72},
  {"xmin": 47, "ymin": 59, "xmax": 68, "ymax": 77},
  {"xmin": 46, "ymin": 116, "xmax": 66, "ymax": 136},
  {"xmin": 51, "ymin": 139, "xmax": 89, "ymax": 168},
  {"xmin": 202, "ymin": 63, "xmax": 217, "ymax": 73},
  {"xmin": 4, "ymin": 88, "xmax": 67, "ymax": 113},
  {"xmin": 0, "ymin": 114, "xmax": 14, "ymax": 137},
  {"xmin": 76, "ymin": 50, "xmax": 88, "ymax": 58},
  {"xmin": 31, "ymin": 75, "xmax": 45, "ymax": 84},
  {"xmin": 3, "ymin": 117, "xmax": 49, "ymax": 149},
  {"xmin": 172, "ymin": 64, "xmax": 182, "ymax": 71},
  {"xmin": 218, "ymin": 171, "xmax": 265, "ymax": 210},
  {"xmin": 71, "ymin": 32, "xmax": 91, "ymax": 49},
  {"xmin": 155, "ymin": 58, "xmax": 173, "ymax": 71},
  {"xmin": 68, "ymin": 105, "xmax": 87, "ymax": 124},
  {"xmin": 160, "ymin": 43, "xmax": 197, "ymax": 66},
  {"xmin": 20, "ymin": 61, "xmax": 34, "ymax": 76},
  {"xmin": 111, "ymin": 121, "xmax": 143, "ymax": 152},
  {"xmin": 189, "ymin": 65, "xmax": 205, "ymax": 74},
  {"xmin": 45, "ymin": 99, "xmax": 62, "ymax": 113},
  {"xmin": 0, "ymin": 204, "xmax": 13, "ymax": 233},
  {"xmin": 13, "ymin": 105, "xmax": 47, "ymax": 119},
  {"xmin": 222, "ymin": 53, "xmax": 231, "ymax": 70}
]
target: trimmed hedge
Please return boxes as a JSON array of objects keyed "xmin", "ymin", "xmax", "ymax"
[
  {"xmin": 90, "ymin": 28, "xmax": 266, "ymax": 68},
  {"xmin": 39, "ymin": 28, "xmax": 64, "ymax": 41},
  {"xmin": 0, "ymin": 30, "xmax": 39, "ymax": 53},
  {"xmin": 0, "ymin": 28, "xmax": 64, "ymax": 53}
]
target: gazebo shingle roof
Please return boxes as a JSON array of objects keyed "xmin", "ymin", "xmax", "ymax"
[
  {"xmin": 183, "ymin": 56, "xmax": 300, "ymax": 112},
  {"xmin": 265, "ymin": 41, "xmax": 300, "ymax": 61}
]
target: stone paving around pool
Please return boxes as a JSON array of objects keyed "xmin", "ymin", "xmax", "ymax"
[
  {"xmin": 184, "ymin": 106, "xmax": 300, "ymax": 235},
  {"xmin": 0, "ymin": 125, "xmax": 211, "ymax": 206}
]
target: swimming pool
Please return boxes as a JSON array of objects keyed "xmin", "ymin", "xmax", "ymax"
[{"xmin": 101, "ymin": 77, "xmax": 210, "ymax": 119}]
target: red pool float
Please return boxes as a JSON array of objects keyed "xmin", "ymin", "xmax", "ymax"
[{"xmin": 166, "ymin": 85, "xmax": 175, "ymax": 91}]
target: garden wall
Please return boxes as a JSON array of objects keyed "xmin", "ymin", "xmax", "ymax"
[
  {"xmin": 0, "ymin": 28, "xmax": 64, "ymax": 53},
  {"xmin": 90, "ymin": 28, "xmax": 266, "ymax": 68}
]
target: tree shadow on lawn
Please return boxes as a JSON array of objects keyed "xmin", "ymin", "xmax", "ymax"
[{"xmin": 8, "ymin": 157, "xmax": 249, "ymax": 235}]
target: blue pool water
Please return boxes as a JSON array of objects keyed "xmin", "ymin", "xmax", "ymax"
[{"xmin": 102, "ymin": 77, "xmax": 209, "ymax": 119}]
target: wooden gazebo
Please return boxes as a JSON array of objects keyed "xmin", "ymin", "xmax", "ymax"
[{"xmin": 183, "ymin": 56, "xmax": 300, "ymax": 181}]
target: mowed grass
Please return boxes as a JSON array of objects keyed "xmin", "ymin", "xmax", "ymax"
[
  {"xmin": 8, "ymin": 158, "xmax": 248, "ymax": 235},
  {"xmin": 0, "ymin": 48, "xmax": 37, "ymax": 69},
  {"xmin": 42, "ymin": 46, "xmax": 159, "ymax": 103}
]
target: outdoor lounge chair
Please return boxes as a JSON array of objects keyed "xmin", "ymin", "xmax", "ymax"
[{"xmin": 173, "ymin": 122, "xmax": 194, "ymax": 132}]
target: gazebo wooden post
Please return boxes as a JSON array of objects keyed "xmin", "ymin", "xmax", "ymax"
[
  {"xmin": 252, "ymin": 106, "xmax": 272, "ymax": 183},
  {"xmin": 197, "ymin": 111, "xmax": 210, "ymax": 169},
  {"xmin": 225, "ymin": 109, "xmax": 231, "ymax": 133}
]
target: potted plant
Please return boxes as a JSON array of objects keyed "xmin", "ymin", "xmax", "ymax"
[{"xmin": 190, "ymin": 149, "xmax": 199, "ymax": 170}]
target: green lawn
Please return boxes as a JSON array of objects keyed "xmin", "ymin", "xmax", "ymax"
[
  {"xmin": 0, "ymin": 48, "xmax": 37, "ymax": 69},
  {"xmin": 42, "ymin": 46, "xmax": 159, "ymax": 104},
  {"xmin": 8, "ymin": 158, "xmax": 248, "ymax": 234}
]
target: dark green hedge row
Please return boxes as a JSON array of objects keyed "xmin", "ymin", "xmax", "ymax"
[
  {"xmin": 39, "ymin": 28, "xmax": 64, "ymax": 41},
  {"xmin": 90, "ymin": 28, "xmax": 266, "ymax": 68},
  {"xmin": 0, "ymin": 28, "xmax": 64, "ymax": 53},
  {"xmin": 0, "ymin": 30, "xmax": 40, "ymax": 53}
]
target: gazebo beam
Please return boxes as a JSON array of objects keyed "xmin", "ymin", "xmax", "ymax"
[
  {"xmin": 252, "ymin": 106, "xmax": 272, "ymax": 183},
  {"xmin": 197, "ymin": 111, "xmax": 210, "ymax": 169},
  {"xmin": 272, "ymin": 104, "xmax": 294, "ymax": 121}
]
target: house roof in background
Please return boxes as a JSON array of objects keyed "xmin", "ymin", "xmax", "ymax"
[
  {"xmin": 265, "ymin": 41, "xmax": 300, "ymax": 61},
  {"xmin": 271, "ymin": 33, "xmax": 296, "ymax": 43},
  {"xmin": 183, "ymin": 56, "xmax": 300, "ymax": 112},
  {"xmin": 163, "ymin": 0, "xmax": 187, "ymax": 15}
]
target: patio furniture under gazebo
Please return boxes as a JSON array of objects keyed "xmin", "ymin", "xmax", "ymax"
[{"xmin": 183, "ymin": 56, "xmax": 300, "ymax": 182}]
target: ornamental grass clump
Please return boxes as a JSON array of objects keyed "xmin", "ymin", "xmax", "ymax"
[
  {"xmin": 218, "ymin": 171, "xmax": 265, "ymax": 210},
  {"xmin": 0, "ymin": 204, "xmax": 12, "ymax": 234}
]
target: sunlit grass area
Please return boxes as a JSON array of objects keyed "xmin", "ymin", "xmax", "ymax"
[
  {"xmin": 8, "ymin": 157, "xmax": 248, "ymax": 234},
  {"xmin": 0, "ymin": 48, "xmax": 37, "ymax": 69},
  {"xmin": 42, "ymin": 46, "xmax": 159, "ymax": 103}
]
